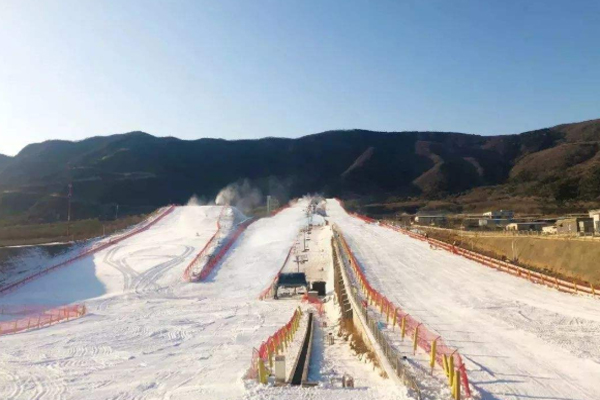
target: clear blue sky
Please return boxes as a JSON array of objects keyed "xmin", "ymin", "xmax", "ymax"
[{"xmin": 1, "ymin": 0, "xmax": 598, "ymax": 156}]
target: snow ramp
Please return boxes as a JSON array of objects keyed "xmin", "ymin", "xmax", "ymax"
[
  {"xmin": 0, "ymin": 201, "xmax": 310, "ymax": 400},
  {"xmin": 0, "ymin": 205, "xmax": 224, "ymax": 306},
  {"xmin": 327, "ymin": 199, "xmax": 600, "ymax": 400}
]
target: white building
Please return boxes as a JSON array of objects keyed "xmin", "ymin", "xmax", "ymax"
[
  {"xmin": 505, "ymin": 222, "xmax": 548, "ymax": 232},
  {"xmin": 589, "ymin": 210, "xmax": 600, "ymax": 232},
  {"xmin": 483, "ymin": 210, "xmax": 514, "ymax": 219}
]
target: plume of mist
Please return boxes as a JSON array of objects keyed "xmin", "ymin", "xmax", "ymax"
[
  {"xmin": 215, "ymin": 179, "xmax": 263, "ymax": 213},
  {"xmin": 186, "ymin": 194, "xmax": 209, "ymax": 206}
]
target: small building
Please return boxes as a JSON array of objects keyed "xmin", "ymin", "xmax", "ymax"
[
  {"xmin": 505, "ymin": 222, "xmax": 548, "ymax": 232},
  {"xmin": 414, "ymin": 213, "xmax": 447, "ymax": 226},
  {"xmin": 461, "ymin": 218, "xmax": 480, "ymax": 229},
  {"xmin": 483, "ymin": 210, "xmax": 514, "ymax": 219},
  {"xmin": 479, "ymin": 218, "xmax": 512, "ymax": 228},
  {"xmin": 556, "ymin": 217, "xmax": 594, "ymax": 234},
  {"xmin": 589, "ymin": 210, "xmax": 600, "ymax": 232},
  {"xmin": 395, "ymin": 213, "xmax": 413, "ymax": 226}
]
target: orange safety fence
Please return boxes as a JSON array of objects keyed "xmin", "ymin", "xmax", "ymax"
[
  {"xmin": 335, "ymin": 227, "xmax": 471, "ymax": 397},
  {"xmin": 183, "ymin": 206, "xmax": 227, "ymax": 282},
  {"xmin": 195, "ymin": 218, "xmax": 256, "ymax": 281},
  {"xmin": 0, "ymin": 304, "xmax": 86, "ymax": 336},
  {"xmin": 245, "ymin": 307, "xmax": 303, "ymax": 382},
  {"xmin": 301, "ymin": 293, "xmax": 324, "ymax": 316},
  {"xmin": 258, "ymin": 245, "xmax": 295, "ymax": 300},
  {"xmin": 380, "ymin": 221, "xmax": 598, "ymax": 298},
  {"xmin": 0, "ymin": 205, "xmax": 177, "ymax": 297},
  {"xmin": 336, "ymin": 197, "xmax": 597, "ymax": 299}
]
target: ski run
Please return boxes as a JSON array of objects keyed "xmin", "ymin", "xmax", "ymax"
[{"xmin": 0, "ymin": 198, "xmax": 599, "ymax": 400}]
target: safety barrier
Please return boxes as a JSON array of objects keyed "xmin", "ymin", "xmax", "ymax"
[
  {"xmin": 0, "ymin": 304, "xmax": 86, "ymax": 336},
  {"xmin": 301, "ymin": 293, "xmax": 324, "ymax": 315},
  {"xmin": 381, "ymin": 222, "xmax": 598, "ymax": 298},
  {"xmin": 332, "ymin": 231, "xmax": 423, "ymax": 398},
  {"xmin": 334, "ymin": 225, "xmax": 471, "ymax": 399},
  {"xmin": 194, "ymin": 218, "xmax": 256, "ymax": 281},
  {"xmin": 0, "ymin": 205, "xmax": 177, "ymax": 297},
  {"xmin": 183, "ymin": 207, "xmax": 227, "ymax": 282},
  {"xmin": 245, "ymin": 307, "xmax": 303, "ymax": 383},
  {"xmin": 258, "ymin": 245, "xmax": 295, "ymax": 300},
  {"xmin": 336, "ymin": 198, "xmax": 597, "ymax": 299}
]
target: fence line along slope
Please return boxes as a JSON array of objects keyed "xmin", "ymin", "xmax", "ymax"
[{"xmin": 326, "ymin": 199, "xmax": 600, "ymax": 400}]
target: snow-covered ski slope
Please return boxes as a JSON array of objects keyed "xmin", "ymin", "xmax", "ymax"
[
  {"xmin": 0, "ymin": 202, "xmax": 308, "ymax": 400},
  {"xmin": 327, "ymin": 199, "xmax": 600, "ymax": 400}
]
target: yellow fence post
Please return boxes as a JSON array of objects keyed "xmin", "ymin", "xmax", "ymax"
[
  {"xmin": 401, "ymin": 316, "xmax": 407, "ymax": 340},
  {"xmin": 413, "ymin": 325, "xmax": 419, "ymax": 355},
  {"xmin": 453, "ymin": 368, "xmax": 461, "ymax": 400},
  {"xmin": 448, "ymin": 355, "xmax": 454, "ymax": 386},
  {"xmin": 268, "ymin": 348, "xmax": 273, "ymax": 368},
  {"xmin": 442, "ymin": 354, "xmax": 449, "ymax": 377},
  {"xmin": 430, "ymin": 338, "xmax": 438, "ymax": 372},
  {"xmin": 392, "ymin": 310, "xmax": 397, "ymax": 331},
  {"xmin": 258, "ymin": 358, "xmax": 268, "ymax": 384}
]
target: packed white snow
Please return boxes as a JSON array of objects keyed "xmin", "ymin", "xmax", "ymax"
[
  {"xmin": 0, "ymin": 203, "xmax": 316, "ymax": 400},
  {"xmin": 326, "ymin": 198, "xmax": 600, "ymax": 400}
]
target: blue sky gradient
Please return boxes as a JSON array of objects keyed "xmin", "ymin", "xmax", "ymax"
[{"xmin": 0, "ymin": 0, "xmax": 598, "ymax": 155}]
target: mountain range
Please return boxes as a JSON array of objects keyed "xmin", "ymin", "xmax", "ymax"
[{"xmin": 1, "ymin": 118, "xmax": 599, "ymax": 222}]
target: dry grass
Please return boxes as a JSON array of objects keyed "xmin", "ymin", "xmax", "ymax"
[{"xmin": 0, "ymin": 215, "xmax": 146, "ymax": 247}]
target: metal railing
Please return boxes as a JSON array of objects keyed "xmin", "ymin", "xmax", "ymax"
[{"xmin": 332, "ymin": 230, "xmax": 423, "ymax": 399}]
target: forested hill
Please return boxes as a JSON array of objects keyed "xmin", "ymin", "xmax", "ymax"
[{"xmin": 1, "ymin": 118, "xmax": 599, "ymax": 222}]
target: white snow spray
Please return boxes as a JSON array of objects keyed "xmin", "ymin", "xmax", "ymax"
[
  {"xmin": 215, "ymin": 179, "xmax": 263, "ymax": 213},
  {"xmin": 186, "ymin": 194, "xmax": 207, "ymax": 206}
]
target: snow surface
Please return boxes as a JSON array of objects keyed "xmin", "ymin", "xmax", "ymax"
[
  {"xmin": 0, "ymin": 203, "xmax": 320, "ymax": 400},
  {"xmin": 327, "ymin": 199, "xmax": 600, "ymax": 400}
]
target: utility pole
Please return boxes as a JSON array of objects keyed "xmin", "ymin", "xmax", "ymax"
[
  {"xmin": 295, "ymin": 255, "xmax": 301, "ymax": 273},
  {"xmin": 267, "ymin": 195, "xmax": 271, "ymax": 215},
  {"xmin": 115, "ymin": 204, "xmax": 119, "ymax": 220},
  {"xmin": 303, "ymin": 228, "xmax": 307, "ymax": 252},
  {"xmin": 66, "ymin": 183, "xmax": 72, "ymax": 236},
  {"xmin": 67, "ymin": 183, "xmax": 73, "ymax": 222}
]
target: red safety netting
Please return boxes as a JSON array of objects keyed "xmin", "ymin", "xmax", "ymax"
[
  {"xmin": 336, "ymin": 228, "xmax": 472, "ymax": 397},
  {"xmin": 0, "ymin": 304, "xmax": 86, "ymax": 335},
  {"xmin": 258, "ymin": 245, "xmax": 295, "ymax": 300},
  {"xmin": 380, "ymin": 221, "xmax": 597, "ymax": 298},
  {"xmin": 195, "ymin": 218, "xmax": 256, "ymax": 281},
  {"xmin": 0, "ymin": 205, "xmax": 176, "ymax": 297},
  {"xmin": 301, "ymin": 293, "xmax": 324, "ymax": 315},
  {"xmin": 183, "ymin": 206, "xmax": 227, "ymax": 282}
]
